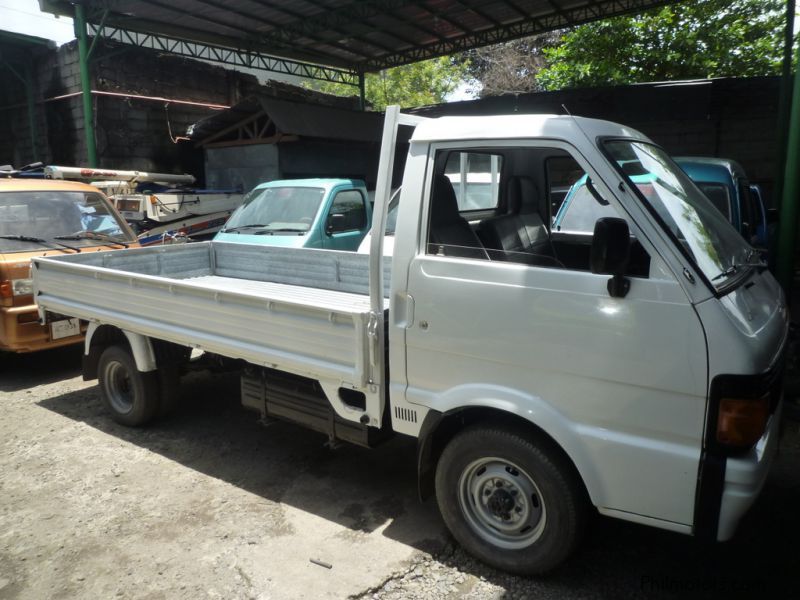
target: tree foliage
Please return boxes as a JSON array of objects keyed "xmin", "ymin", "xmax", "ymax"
[
  {"xmin": 462, "ymin": 32, "xmax": 561, "ymax": 97},
  {"xmin": 309, "ymin": 56, "xmax": 469, "ymax": 110},
  {"xmin": 536, "ymin": 0, "xmax": 788, "ymax": 91}
]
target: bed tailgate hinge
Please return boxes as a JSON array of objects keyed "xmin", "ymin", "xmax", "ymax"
[{"xmin": 366, "ymin": 310, "xmax": 382, "ymax": 385}]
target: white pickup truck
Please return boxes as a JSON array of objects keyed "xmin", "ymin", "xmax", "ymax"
[{"xmin": 32, "ymin": 107, "xmax": 788, "ymax": 574}]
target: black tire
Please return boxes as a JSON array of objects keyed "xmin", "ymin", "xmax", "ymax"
[
  {"xmin": 97, "ymin": 345, "xmax": 160, "ymax": 426},
  {"xmin": 435, "ymin": 425, "xmax": 588, "ymax": 575}
]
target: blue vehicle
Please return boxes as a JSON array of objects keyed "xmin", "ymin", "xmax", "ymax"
[
  {"xmin": 215, "ymin": 178, "xmax": 371, "ymax": 251},
  {"xmin": 674, "ymin": 157, "xmax": 769, "ymax": 249},
  {"xmin": 554, "ymin": 157, "xmax": 771, "ymax": 253}
]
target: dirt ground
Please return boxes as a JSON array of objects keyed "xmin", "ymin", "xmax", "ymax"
[{"xmin": 2, "ymin": 346, "xmax": 799, "ymax": 600}]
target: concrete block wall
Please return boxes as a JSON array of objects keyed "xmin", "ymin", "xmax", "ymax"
[
  {"xmin": 1, "ymin": 37, "xmax": 313, "ymax": 177},
  {"xmin": 0, "ymin": 43, "xmax": 55, "ymax": 168},
  {"xmin": 1, "ymin": 35, "xmax": 363, "ymax": 177}
]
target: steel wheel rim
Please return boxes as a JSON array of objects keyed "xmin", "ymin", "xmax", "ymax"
[
  {"xmin": 457, "ymin": 456, "xmax": 546, "ymax": 549},
  {"xmin": 104, "ymin": 360, "xmax": 134, "ymax": 415}
]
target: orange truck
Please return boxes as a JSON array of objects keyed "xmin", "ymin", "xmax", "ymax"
[{"xmin": 0, "ymin": 178, "xmax": 137, "ymax": 353}]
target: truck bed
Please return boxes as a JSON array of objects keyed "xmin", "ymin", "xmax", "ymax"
[{"xmin": 33, "ymin": 241, "xmax": 390, "ymax": 390}]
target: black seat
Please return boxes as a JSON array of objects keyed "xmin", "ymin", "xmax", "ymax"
[
  {"xmin": 429, "ymin": 174, "xmax": 489, "ymax": 260},
  {"xmin": 478, "ymin": 176, "xmax": 556, "ymax": 265}
]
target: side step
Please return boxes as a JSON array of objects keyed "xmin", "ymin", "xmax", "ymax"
[{"xmin": 240, "ymin": 366, "xmax": 391, "ymax": 448}]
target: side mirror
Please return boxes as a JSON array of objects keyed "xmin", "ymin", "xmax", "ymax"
[
  {"xmin": 326, "ymin": 213, "xmax": 347, "ymax": 234},
  {"xmin": 767, "ymin": 207, "xmax": 778, "ymax": 224},
  {"xmin": 591, "ymin": 217, "xmax": 631, "ymax": 298}
]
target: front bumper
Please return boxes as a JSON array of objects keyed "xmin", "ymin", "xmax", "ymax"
[
  {"xmin": 716, "ymin": 402, "xmax": 782, "ymax": 541},
  {"xmin": 0, "ymin": 304, "xmax": 84, "ymax": 353}
]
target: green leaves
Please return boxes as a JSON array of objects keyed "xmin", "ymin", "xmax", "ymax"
[
  {"xmin": 309, "ymin": 0, "xmax": 790, "ymax": 103},
  {"xmin": 309, "ymin": 56, "xmax": 469, "ymax": 110},
  {"xmin": 536, "ymin": 0, "xmax": 788, "ymax": 90}
]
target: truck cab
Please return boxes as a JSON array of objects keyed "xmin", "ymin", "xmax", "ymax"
[
  {"xmin": 1, "ymin": 178, "xmax": 136, "ymax": 353},
  {"xmin": 214, "ymin": 178, "xmax": 371, "ymax": 251}
]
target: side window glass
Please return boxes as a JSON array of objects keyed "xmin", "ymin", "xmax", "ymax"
[
  {"xmin": 547, "ymin": 154, "xmax": 649, "ymax": 278},
  {"xmin": 550, "ymin": 156, "xmax": 620, "ymax": 234},
  {"xmin": 738, "ymin": 180, "xmax": 756, "ymax": 240},
  {"xmin": 330, "ymin": 190, "xmax": 366, "ymax": 231},
  {"xmin": 426, "ymin": 148, "xmax": 649, "ymax": 277},
  {"xmin": 426, "ymin": 166, "xmax": 490, "ymax": 260},
  {"xmin": 547, "ymin": 157, "xmax": 583, "ymax": 219},
  {"xmin": 443, "ymin": 151, "xmax": 502, "ymax": 211}
]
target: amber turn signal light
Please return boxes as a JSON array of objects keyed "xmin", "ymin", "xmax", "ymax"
[{"xmin": 716, "ymin": 394, "xmax": 769, "ymax": 449}]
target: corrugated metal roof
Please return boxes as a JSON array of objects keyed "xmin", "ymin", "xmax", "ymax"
[
  {"xmin": 189, "ymin": 94, "xmax": 384, "ymax": 144},
  {"xmin": 41, "ymin": 0, "xmax": 681, "ymax": 72}
]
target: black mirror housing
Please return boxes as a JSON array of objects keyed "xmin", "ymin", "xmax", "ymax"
[
  {"xmin": 326, "ymin": 213, "xmax": 348, "ymax": 234},
  {"xmin": 591, "ymin": 217, "xmax": 631, "ymax": 298},
  {"xmin": 767, "ymin": 207, "xmax": 779, "ymax": 224}
]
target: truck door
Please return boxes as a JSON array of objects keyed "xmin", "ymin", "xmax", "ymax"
[
  {"xmin": 321, "ymin": 188, "xmax": 369, "ymax": 251},
  {"xmin": 403, "ymin": 141, "xmax": 708, "ymax": 527}
]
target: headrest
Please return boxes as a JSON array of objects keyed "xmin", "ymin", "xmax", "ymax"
[
  {"xmin": 507, "ymin": 176, "xmax": 538, "ymax": 214},
  {"xmin": 430, "ymin": 174, "xmax": 461, "ymax": 226}
]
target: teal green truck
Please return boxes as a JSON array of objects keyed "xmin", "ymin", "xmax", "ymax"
[{"xmin": 215, "ymin": 178, "xmax": 371, "ymax": 251}]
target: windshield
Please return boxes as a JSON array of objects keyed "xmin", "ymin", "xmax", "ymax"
[
  {"xmin": 0, "ymin": 190, "xmax": 133, "ymax": 253},
  {"xmin": 604, "ymin": 141, "xmax": 750, "ymax": 289},
  {"xmin": 224, "ymin": 186, "xmax": 325, "ymax": 233}
]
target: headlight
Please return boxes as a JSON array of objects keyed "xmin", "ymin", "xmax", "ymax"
[
  {"xmin": 116, "ymin": 199, "xmax": 143, "ymax": 212},
  {"xmin": 11, "ymin": 278, "xmax": 33, "ymax": 296}
]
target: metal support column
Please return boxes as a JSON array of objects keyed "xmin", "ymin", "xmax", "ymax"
[
  {"xmin": 24, "ymin": 63, "xmax": 39, "ymax": 163},
  {"xmin": 776, "ymin": 37, "xmax": 800, "ymax": 292},
  {"xmin": 774, "ymin": 0, "xmax": 796, "ymax": 213},
  {"xmin": 74, "ymin": 4, "xmax": 98, "ymax": 167},
  {"xmin": 358, "ymin": 71, "xmax": 366, "ymax": 110}
]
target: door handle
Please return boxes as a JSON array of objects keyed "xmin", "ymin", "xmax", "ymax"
[{"xmin": 393, "ymin": 293, "xmax": 415, "ymax": 328}]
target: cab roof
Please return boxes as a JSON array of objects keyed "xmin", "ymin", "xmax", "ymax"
[
  {"xmin": 253, "ymin": 178, "xmax": 366, "ymax": 191},
  {"xmin": 411, "ymin": 114, "xmax": 650, "ymax": 144},
  {"xmin": 0, "ymin": 178, "xmax": 103, "ymax": 193},
  {"xmin": 673, "ymin": 156, "xmax": 746, "ymax": 182}
]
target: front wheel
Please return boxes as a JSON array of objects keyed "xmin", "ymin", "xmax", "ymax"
[
  {"xmin": 97, "ymin": 345, "xmax": 159, "ymax": 426},
  {"xmin": 435, "ymin": 426, "xmax": 588, "ymax": 575}
]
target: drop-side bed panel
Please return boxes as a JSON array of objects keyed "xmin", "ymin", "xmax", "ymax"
[{"xmin": 32, "ymin": 242, "xmax": 389, "ymax": 389}]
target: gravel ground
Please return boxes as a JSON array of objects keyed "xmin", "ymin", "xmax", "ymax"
[{"xmin": 2, "ymin": 346, "xmax": 799, "ymax": 599}]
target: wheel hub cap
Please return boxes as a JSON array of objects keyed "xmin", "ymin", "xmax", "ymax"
[
  {"xmin": 487, "ymin": 488, "xmax": 515, "ymax": 518},
  {"xmin": 458, "ymin": 457, "xmax": 547, "ymax": 550}
]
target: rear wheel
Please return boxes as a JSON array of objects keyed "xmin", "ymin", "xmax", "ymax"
[
  {"xmin": 435, "ymin": 426, "xmax": 587, "ymax": 575},
  {"xmin": 97, "ymin": 345, "xmax": 159, "ymax": 426}
]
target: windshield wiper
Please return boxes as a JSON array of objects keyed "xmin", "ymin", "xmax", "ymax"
[
  {"xmin": 54, "ymin": 231, "xmax": 130, "ymax": 248},
  {"xmin": 712, "ymin": 263, "xmax": 739, "ymax": 281},
  {"xmin": 255, "ymin": 227, "xmax": 307, "ymax": 234},
  {"xmin": 711, "ymin": 249, "xmax": 769, "ymax": 283},
  {"xmin": 0, "ymin": 234, "xmax": 80, "ymax": 252},
  {"xmin": 743, "ymin": 248, "xmax": 769, "ymax": 272},
  {"xmin": 220, "ymin": 224, "xmax": 267, "ymax": 233}
]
